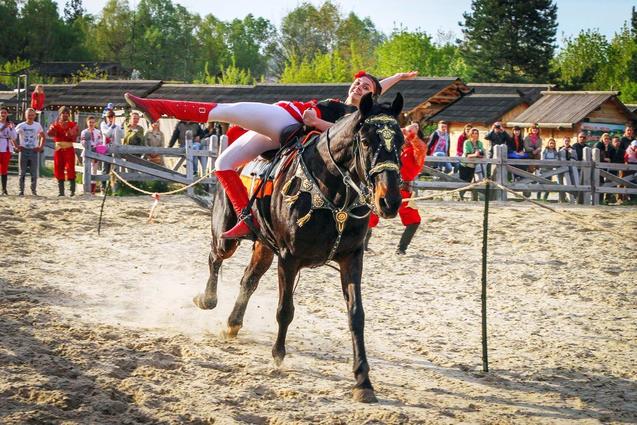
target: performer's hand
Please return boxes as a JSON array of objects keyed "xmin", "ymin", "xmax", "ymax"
[
  {"xmin": 399, "ymin": 71, "xmax": 418, "ymax": 80},
  {"xmin": 302, "ymin": 108, "xmax": 318, "ymax": 127}
]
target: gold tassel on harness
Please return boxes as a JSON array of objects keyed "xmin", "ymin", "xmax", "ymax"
[
  {"xmin": 297, "ymin": 211, "xmax": 313, "ymax": 227},
  {"xmin": 284, "ymin": 192, "xmax": 300, "ymax": 206}
]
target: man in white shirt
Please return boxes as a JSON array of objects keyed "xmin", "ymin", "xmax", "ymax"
[{"xmin": 15, "ymin": 108, "xmax": 45, "ymax": 195}]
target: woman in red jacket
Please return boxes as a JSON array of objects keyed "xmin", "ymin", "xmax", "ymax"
[
  {"xmin": 366, "ymin": 123, "xmax": 426, "ymax": 255},
  {"xmin": 31, "ymin": 85, "xmax": 45, "ymax": 111}
]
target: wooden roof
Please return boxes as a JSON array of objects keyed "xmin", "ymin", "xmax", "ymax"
[
  {"xmin": 427, "ymin": 83, "xmax": 550, "ymax": 124},
  {"xmin": 379, "ymin": 77, "xmax": 469, "ymax": 111},
  {"xmin": 507, "ymin": 91, "xmax": 636, "ymax": 128},
  {"xmin": 627, "ymin": 104, "xmax": 637, "ymax": 114},
  {"xmin": 50, "ymin": 80, "xmax": 162, "ymax": 109}
]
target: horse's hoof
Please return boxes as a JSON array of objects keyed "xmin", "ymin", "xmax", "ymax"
[
  {"xmin": 193, "ymin": 294, "xmax": 217, "ymax": 310},
  {"xmin": 272, "ymin": 347, "xmax": 286, "ymax": 367},
  {"xmin": 221, "ymin": 325, "xmax": 241, "ymax": 339},
  {"xmin": 352, "ymin": 388, "xmax": 378, "ymax": 403}
]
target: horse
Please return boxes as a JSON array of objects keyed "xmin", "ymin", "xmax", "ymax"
[{"xmin": 193, "ymin": 92, "xmax": 405, "ymax": 403}]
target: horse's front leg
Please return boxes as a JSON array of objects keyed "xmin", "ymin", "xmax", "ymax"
[
  {"xmin": 339, "ymin": 248, "xmax": 377, "ymax": 403},
  {"xmin": 272, "ymin": 256, "xmax": 299, "ymax": 366}
]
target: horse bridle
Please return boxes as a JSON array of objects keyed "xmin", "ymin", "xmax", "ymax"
[{"xmin": 325, "ymin": 113, "xmax": 402, "ymax": 211}]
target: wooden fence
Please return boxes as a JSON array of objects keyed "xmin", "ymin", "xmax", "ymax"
[
  {"xmin": 77, "ymin": 136, "xmax": 226, "ymax": 196},
  {"xmin": 416, "ymin": 144, "xmax": 637, "ymax": 204},
  {"xmin": 50, "ymin": 140, "xmax": 637, "ymax": 205}
]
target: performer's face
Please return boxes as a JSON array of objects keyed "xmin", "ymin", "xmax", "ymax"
[
  {"xmin": 348, "ymin": 76, "xmax": 375, "ymax": 105},
  {"xmin": 60, "ymin": 111, "xmax": 70, "ymax": 122}
]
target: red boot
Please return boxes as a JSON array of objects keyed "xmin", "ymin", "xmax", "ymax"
[
  {"xmin": 124, "ymin": 93, "xmax": 216, "ymax": 123},
  {"xmin": 214, "ymin": 170, "xmax": 259, "ymax": 239}
]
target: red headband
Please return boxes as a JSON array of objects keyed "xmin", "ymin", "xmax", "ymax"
[{"xmin": 354, "ymin": 70, "xmax": 382, "ymax": 95}]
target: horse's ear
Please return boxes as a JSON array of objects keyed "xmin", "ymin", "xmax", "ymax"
[
  {"xmin": 391, "ymin": 93, "xmax": 404, "ymax": 116},
  {"xmin": 359, "ymin": 92, "xmax": 374, "ymax": 117}
]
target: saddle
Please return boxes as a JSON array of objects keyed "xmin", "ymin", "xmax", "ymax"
[
  {"xmin": 238, "ymin": 123, "xmax": 320, "ymax": 251},
  {"xmin": 239, "ymin": 124, "xmax": 316, "ymax": 199}
]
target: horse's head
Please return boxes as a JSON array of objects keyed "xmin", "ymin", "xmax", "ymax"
[{"xmin": 356, "ymin": 92, "xmax": 404, "ymax": 218}]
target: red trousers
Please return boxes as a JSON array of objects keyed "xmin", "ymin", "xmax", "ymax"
[
  {"xmin": 0, "ymin": 151, "xmax": 10, "ymax": 175},
  {"xmin": 368, "ymin": 189, "xmax": 421, "ymax": 228},
  {"xmin": 54, "ymin": 147, "xmax": 76, "ymax": 181}
]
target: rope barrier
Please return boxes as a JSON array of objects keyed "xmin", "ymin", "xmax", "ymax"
[{"xmin": 111, "ymin": 169, "xmax": 215, "ymax": 196}]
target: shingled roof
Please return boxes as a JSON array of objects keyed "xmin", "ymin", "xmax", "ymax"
[
  {"xmin": 50, "ymin": 80, "xmax": 162, "ymax": 110},
  {"xmin": 428, "ymin": 83, "xmax": 552, "ymax": 124},
  {"xmin": 507, "ymin": 91, "xmax": 637, "ymax": 128},
  {"xmin": 627, "ymin": 104, "xmax": 637, "ymax": 114},
  {"xmin": 38, "ymin": 84, "xmax": 76, "ymax": 109}
]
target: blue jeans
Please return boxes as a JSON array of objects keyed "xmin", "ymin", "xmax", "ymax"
[{"xmin": 433, "ymin": 151, "xmax": 453, "ymax": 173}]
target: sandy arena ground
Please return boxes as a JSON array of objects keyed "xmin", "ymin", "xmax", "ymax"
[{"xmin": 1, "ymin": 178, "xmax": 636, "ymax": 424}]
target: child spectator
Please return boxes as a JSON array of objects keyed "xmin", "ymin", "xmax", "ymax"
[
  {"xmin": 144, "ymin": 120, "xmax": 165, "ymax": 165},
  {"xmin": 459, "ymin": 127, "xmax": 484, "ymax": 200},
  {"xmin": 426, "ymin": 120, "xmax": 452, "ymax": 174},
  {"xmin": 0, "ymin": 107, "xmax": 17, "ymax": 195},
  {"xmin": 507, "ymin": 126, "xmax": 528, "ymax": 159},
  {"xmin": 539, "ymin": 138, "xmax": 558, "ymax": 200},
  {"xmin": 15, "ymin": 108, "xmax": 45, "ymax": 196},
  {"xmin": 80, "ymin": 115, "xmax": 104, "ymax": 195}
]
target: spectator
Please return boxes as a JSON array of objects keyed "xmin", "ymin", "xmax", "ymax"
[
  {"xmin": 80, "ymin": 115, "xmax": 104, "ymax": 195},
  {"xmin": 524, "ymin": 123, "xmax": 543, "ymax": 173},
  {"xmin": 539, "ymin": 138, "xmax": 558, "ymax": 200},
  {"xmin": 594, "ymin": 133, "xmax": 611, "ymax": 163},
  {"xmin": 169, "ymin": 121, "xmax": 203, "ymax": 148},
  {"xmin": 101, "ymin": 110, "xmax": 123, "ymax": 146},
  {"xmin": 625, "ymin": 140, "xmax": 637, "ymax": 201},
  {"xmin": 459, "ymin": 127, "xmax": 484, "ymax": 200},
  {"xmin": 426, "ymin": 120, "xmax": 452, "ymax": 174},
  {"xmin": 30, "ymin": 85, "xmax": 45, "ymax": 112},
  {"xmin": 620, "ymin": 125, "xmax": 634, "ymax": 151},
  {"xmin": 0, "ymin": 107, "xmax": 17, "ymax": 195},
  {"xmin": 507, "ymin": 126, "xmax": 528, "ymax": 159},
  {"xmin": 144, "ymin": 120, "xmax": 165, "ymax": 165},
  {"xmin": 47, "ymin": 106, "xmax": 79, "ymax": 196},
  {"xmin": 559, "ymin": 136, "xmax": 576, "ymax": 160},
  {"xmin": 456, "ymin": 124, "xmax": 472, "ymax": 157},
  {"xmin": 608, "ymin": 136, "xmax": 625, "ymax": 167},
  {"xmin": 123, "ymin": 112, "xmax": 145, "ymax": 146},
  {"xmin": 573, "ymin": 132, "xmax": 587, "ymax": 161},
  {"xmin": 625, "ymin": 140, "xmax": 637, "ymax": 165},
  {"xmin": 15, "ymin": 108, "xmax": 45, "ymax": 196},
  {"xmin": 484, "ymin": 121, "xmax": 511, "ymax": 157}
]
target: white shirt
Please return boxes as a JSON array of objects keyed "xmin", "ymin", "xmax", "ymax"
[
  {"xmin": 100, "ymin": 120, "xmax": 123, "ymax": 145},
  {"xmin": 80, "ymin": 128, "xmax": 103, "ymax": 148},
  {"xmin": 16, "ymin": 121, "xmax": 44, "ymax": 149},
  {"xmin": 0, "ymin": 122, "xmax": 17, "ymax": 153}
]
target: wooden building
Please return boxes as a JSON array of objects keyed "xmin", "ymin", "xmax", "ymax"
[
  {"xmin": 507, "ymin": 91, "xmax": 637, "ymax": 144},
  {"xmin": 427, "ymin": 83, "xmax": 551, "ymax": 155}
]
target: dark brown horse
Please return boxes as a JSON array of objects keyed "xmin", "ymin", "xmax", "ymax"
[{"xmin": 193, "ymin": 93, "xmax": 404, "ymax": 402}]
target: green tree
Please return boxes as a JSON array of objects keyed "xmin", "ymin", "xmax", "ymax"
[
  {"xmin": 0, "ymin": 0, "xmax": 22, "ymax": 62},
  {"xmin": 223, "ymin": 15, "xmax": 278, "ymax": 78},
  {"xmin": 280, "ymin": 1, "xmax": 340, "ymax": 60},
  {"xmin": 92, "ymin": 0, "xmax": 133, "ymax": 63},
  {"xmin": 335, "ymin": 13, "xmax": 384, "ymax": 71},
  {"xmin": 19, "ymin": 0, "xmax": 73, "ymax": 62},
  {"xmin": 551, "ymin": 30, "xmax": 610, "ymax": 89},
  {"xmin": 64, "ymin": 0, "xmax": 85, "ymax": 23},
  {"xmin": 460, "ymin": 0, "xmax": 558, "ymax": 82}
]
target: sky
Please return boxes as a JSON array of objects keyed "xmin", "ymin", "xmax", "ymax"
[{"xmin": 78, "ymin": 0, "xmax": 635, "ymax": 45}]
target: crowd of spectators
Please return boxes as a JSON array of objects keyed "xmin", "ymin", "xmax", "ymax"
[{"xmin": 424, "ymin": 120, "xmax": 637, "ymax": 203}]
